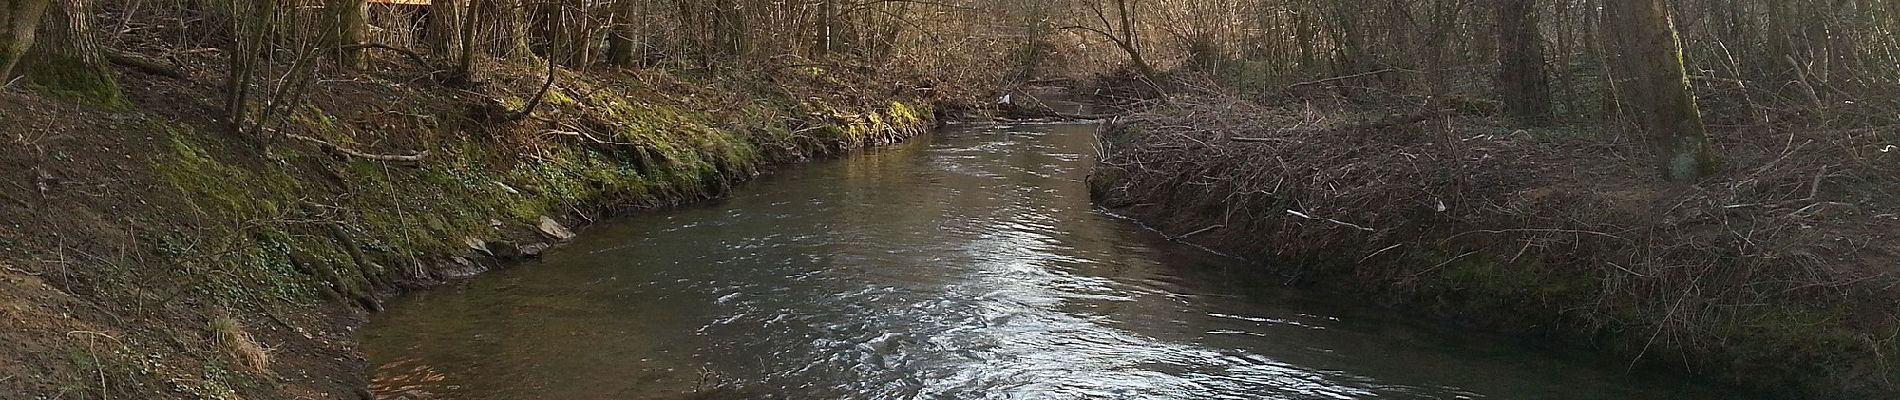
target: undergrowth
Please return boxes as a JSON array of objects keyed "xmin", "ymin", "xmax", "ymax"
[{"xmin": 1090, "ymin": 92, "xmax": 1899, "ymax": 399}]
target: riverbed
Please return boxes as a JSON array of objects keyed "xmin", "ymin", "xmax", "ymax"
[{"xmin": 361, "ymin": 122, "xmax": 1745, "ymax": 399}]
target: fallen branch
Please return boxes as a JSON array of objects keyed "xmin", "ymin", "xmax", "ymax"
[
  {"xmin": 1231, "ymin": 136, "xmax": 1293, "ymax": 143},
  {"xmin": 340, "ymin": 43, "xmax": 437, "ymax": 72},
  {"xmin": 1285, "ymin": 68, "xmax": 1420, "ymax": 90},
  {"xmin": 107, "ymin": 50, "xmax": 188, "ymax": 80},
  {"xmin": 283, "ymin": 133, "xmax": 427, "ymax": 163},
  {"xmin": 1176, "ymin": 224, "xmax": 1224, "ymax": 239},
  {"xmin": 1445, "ymin": 228, "xmax": 1627, "ymax": 241}
]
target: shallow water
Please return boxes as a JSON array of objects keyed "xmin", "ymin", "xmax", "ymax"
[{"xmin": 362, "ymin": 123, "xmax": 1744, "ymax": 399}]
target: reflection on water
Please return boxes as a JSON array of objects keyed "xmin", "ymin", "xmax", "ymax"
[{"xmin": 362, "ymin": 123, "xmax": 1743, "ymax": 399}]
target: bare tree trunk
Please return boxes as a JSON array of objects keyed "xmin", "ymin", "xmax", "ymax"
[
  {"xmin": 1496, "ymin": 0, "xmax": 1552, "ymax": 126},
  {"xmin": 451, "ymin": 0, "xmax": 482, "ymax": 84},
  {"xmin": 223, "ymin": 0, "xmax": 273, "ymax": 135},
  {"xmin": 0, "ymin": 0, "xmax": 54, "ymax": 81},
  {"xmin": 712, "ymin": 0, "xmax": 738, "ymax": 60},
  {"xmin": 814, "ymin": 0, "xmax": 834, "ymax": 57},
  {"xmin": 604, "ymin": 0, "xmax": 634, "ymax": 66},
  {"xmin": 23, "ymin": 0, "xmax": 123, "ymax": 106},
  {"xmin": 424, "ymin": 0, "xmax": 461, "ymax": 55},
  {"xmin": 1420, "ymin": 0, "xmax": 1458, "ymax": 98},
  {"xmin": 1063, "ymin": 0, "xmax": 1156, "ymax": 82},
  {"xmin": 484, "ymin": 0, "xmax": 529, "ymax": 59},
  {"xmin": 1604, "ymin": 0, "xmax": 1717, "ymax": 182},
  {"xmin": 330, "ymin": 0, "xmax": 368, "ymax": 69},
  {"xmin": 1292, "ymin": 5, "xmax": 1315, "ymax": 74},
  {"xmin": 560, "ymin": 0, "xmax": 590, "ymax": 67}
]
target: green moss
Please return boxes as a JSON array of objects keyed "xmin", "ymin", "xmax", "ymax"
[
  {"xmin": 148, "ymin": 126, "xmax": 342, "ymax": 306},
  {"xmin": 140, "ymin": 67, "xmax": 930, "ymax": 311},
  {"xmin": 287, "ymin": 106, "xmax": 345, "ymax": 138},
  {"xmin": 151, "ymin": 133, "xmax": 302, "ymax": 223},
  {"xmin": 546, "ymin": 89, "xmax": 578, "ymax": 107},
  {"xmin": 1440, "ymin": 254, "xmax": 1575, "ymax": 298},
  {"xmin": 336, "ymin": 159, "xmax": 478, "ymax": 257},
  {"xmin": 888, "ymin": 101, "xmax": 927, "ymax": 125},
  {"xmin": 82, "ymin": 67, "xmax": 938, "ymax": 400},
  {"xmin": 26, "ymin": 55, "xmax": 128, "ymax": 109}
]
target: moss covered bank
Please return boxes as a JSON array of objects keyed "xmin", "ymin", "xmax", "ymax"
[{"xmin": 0, "ymin": 57, "xmax": 945, "ymax": 399}]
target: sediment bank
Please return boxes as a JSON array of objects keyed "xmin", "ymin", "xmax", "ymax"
[{"xmin": 1087, "ymin": 95, "xmax": 1899, "ymax": 399}]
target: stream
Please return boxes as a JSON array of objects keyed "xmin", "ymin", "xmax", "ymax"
[{"xmin": 361, "ymin": 122, "xmax": 1745, "ymax": 399}]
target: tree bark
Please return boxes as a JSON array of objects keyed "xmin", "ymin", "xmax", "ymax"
[
  {"xmin": 23, "ymin": 0, "xmax": 123, "ymax": 106},
  {"xmin": 224, "ymin": 0, "xmax": 274, "ymax": 135},
  {"xmin": 557, "ymin": 0, "xmax": 589, "ymax": 67},
  {"xmin": 814, "ymin": 0, "xmax": 834, "ymax": 57},
  {"xmin": 1420, "ymin": 0, "xmax": 1459, "ymax": 98},
  {"xmin": 1291, "ymin": 5, "xmax": 1314, "ymax": 73},
  {"xmin": 491, "ymin": 0, "xmax": 531, "ymax": 59},
  {"xmin": 451, "ymin": 0, "xmax": 482, "ymax": 84},
  {"xmin": 424, "ymin": 0, "xmax": 461, "ymax": 56},
  {"xmin": 0, "ymin": 0, "xmax": 54, "ymax": 81},
  {"xmin": 1496, "ymin": 0, "xmax": 1552, "ymax": 126},
  {"xmin": 1603, "ymin": 0, "xmax": 1717, "ymax": 182},
  {"xmin": 330, "ymin": 0, "xmax": 368, "ymax": 69},
  {"xmin": 605, "ymin": 8, "xmax": 635, "ymax": 67}
]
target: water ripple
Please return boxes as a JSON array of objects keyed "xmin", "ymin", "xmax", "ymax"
[{"xmin": 364, "ymin": 123, "xmax": 1747, "ymax": 400}]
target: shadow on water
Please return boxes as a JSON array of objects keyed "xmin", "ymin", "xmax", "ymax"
[{"xmin": 362, "ymin": 123, "xmax": 1752, "ymax": 400}]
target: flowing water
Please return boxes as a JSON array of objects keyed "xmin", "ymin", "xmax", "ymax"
[{"xmin": 362, "ymin": 123, "xmax": 1745, "ymax": 399}]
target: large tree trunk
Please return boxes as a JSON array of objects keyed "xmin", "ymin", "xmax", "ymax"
[
  {"xmin": 0, "ymin": 0, "xmax": 54, "ymax": 81},
  {"xmin": 330, "ymin": 0, "xmax": 368, "ymax": 69},
  {"xmin": 23, "ymin": 0, "xmax": 122, "ymax": 106},
  {"xmin": 708, "ymin": 0, "xmax": 736, "ymax": 60},
  {"xmin": 451, "ymin": 0, "xmax": 482, "ymax": 84},
  {"xmin": 1420, "ymin": 0, "xmax": 1458, "ymax": 98},
  {"xmin": 813, "ymin": 0, "xmax": 834, "ymax": 57},
  {"xmin": 1604, "ymin": 0, "xmax": 1717, "ymax": 182},
  {"xmin": 1113, "ymin": 0, "xmax": 1154, "ymax": 80},
  {"xmin": 555, "ymin": 0, "xmax": 589, "ymax": 67},
  {"xmin": 424, "ymin": 0, "xmax": 461, "ymax": 55},
  {"xmin": 490, "ymin": 0, "xmax": 531, "ymax": 59},
  {"xmin": 603, "ymin": 0, "xmax": 636, "ymax": 67},
  {"xmin": 1291, "ymin": 6, "xmax": 1315, "ymax": 73},
  {"xmin": 223, "ymin": 0, "xmax": 274, "ymax": 135},
  {"xmin": 1496, "ymin": 0, "xmax": 1552, "ymax": 126}
]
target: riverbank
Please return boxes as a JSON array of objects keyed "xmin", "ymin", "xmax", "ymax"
[
  {"xmin": 1088, "ymin": 93, "xmax": 1898, "ymax": 399},
  {"xmin": 0, "ymin": 51, "xmax": 949, "ymax": 398}
]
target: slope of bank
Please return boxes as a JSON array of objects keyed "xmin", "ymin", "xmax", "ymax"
[
  {"xmin": 1088, "ymin": 95, "xmax": 1898, "ymax": 399},
  {"xmin": 0, "ymin": 53, "xmax": 947, "ymax": 398}
]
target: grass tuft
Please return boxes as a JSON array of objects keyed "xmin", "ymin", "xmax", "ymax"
[{"xmin": 209, "ymin": 313, "xmax": 272, "ymax": 376}]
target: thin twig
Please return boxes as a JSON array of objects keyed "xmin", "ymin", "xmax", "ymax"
[
  {"xmin": 1359, "ymin": 243, "xmax": 1404, "ymax": 264},
  {"xmin": 1286, "ymin": 209, "xmax": 1377, "ymax": 231}
]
